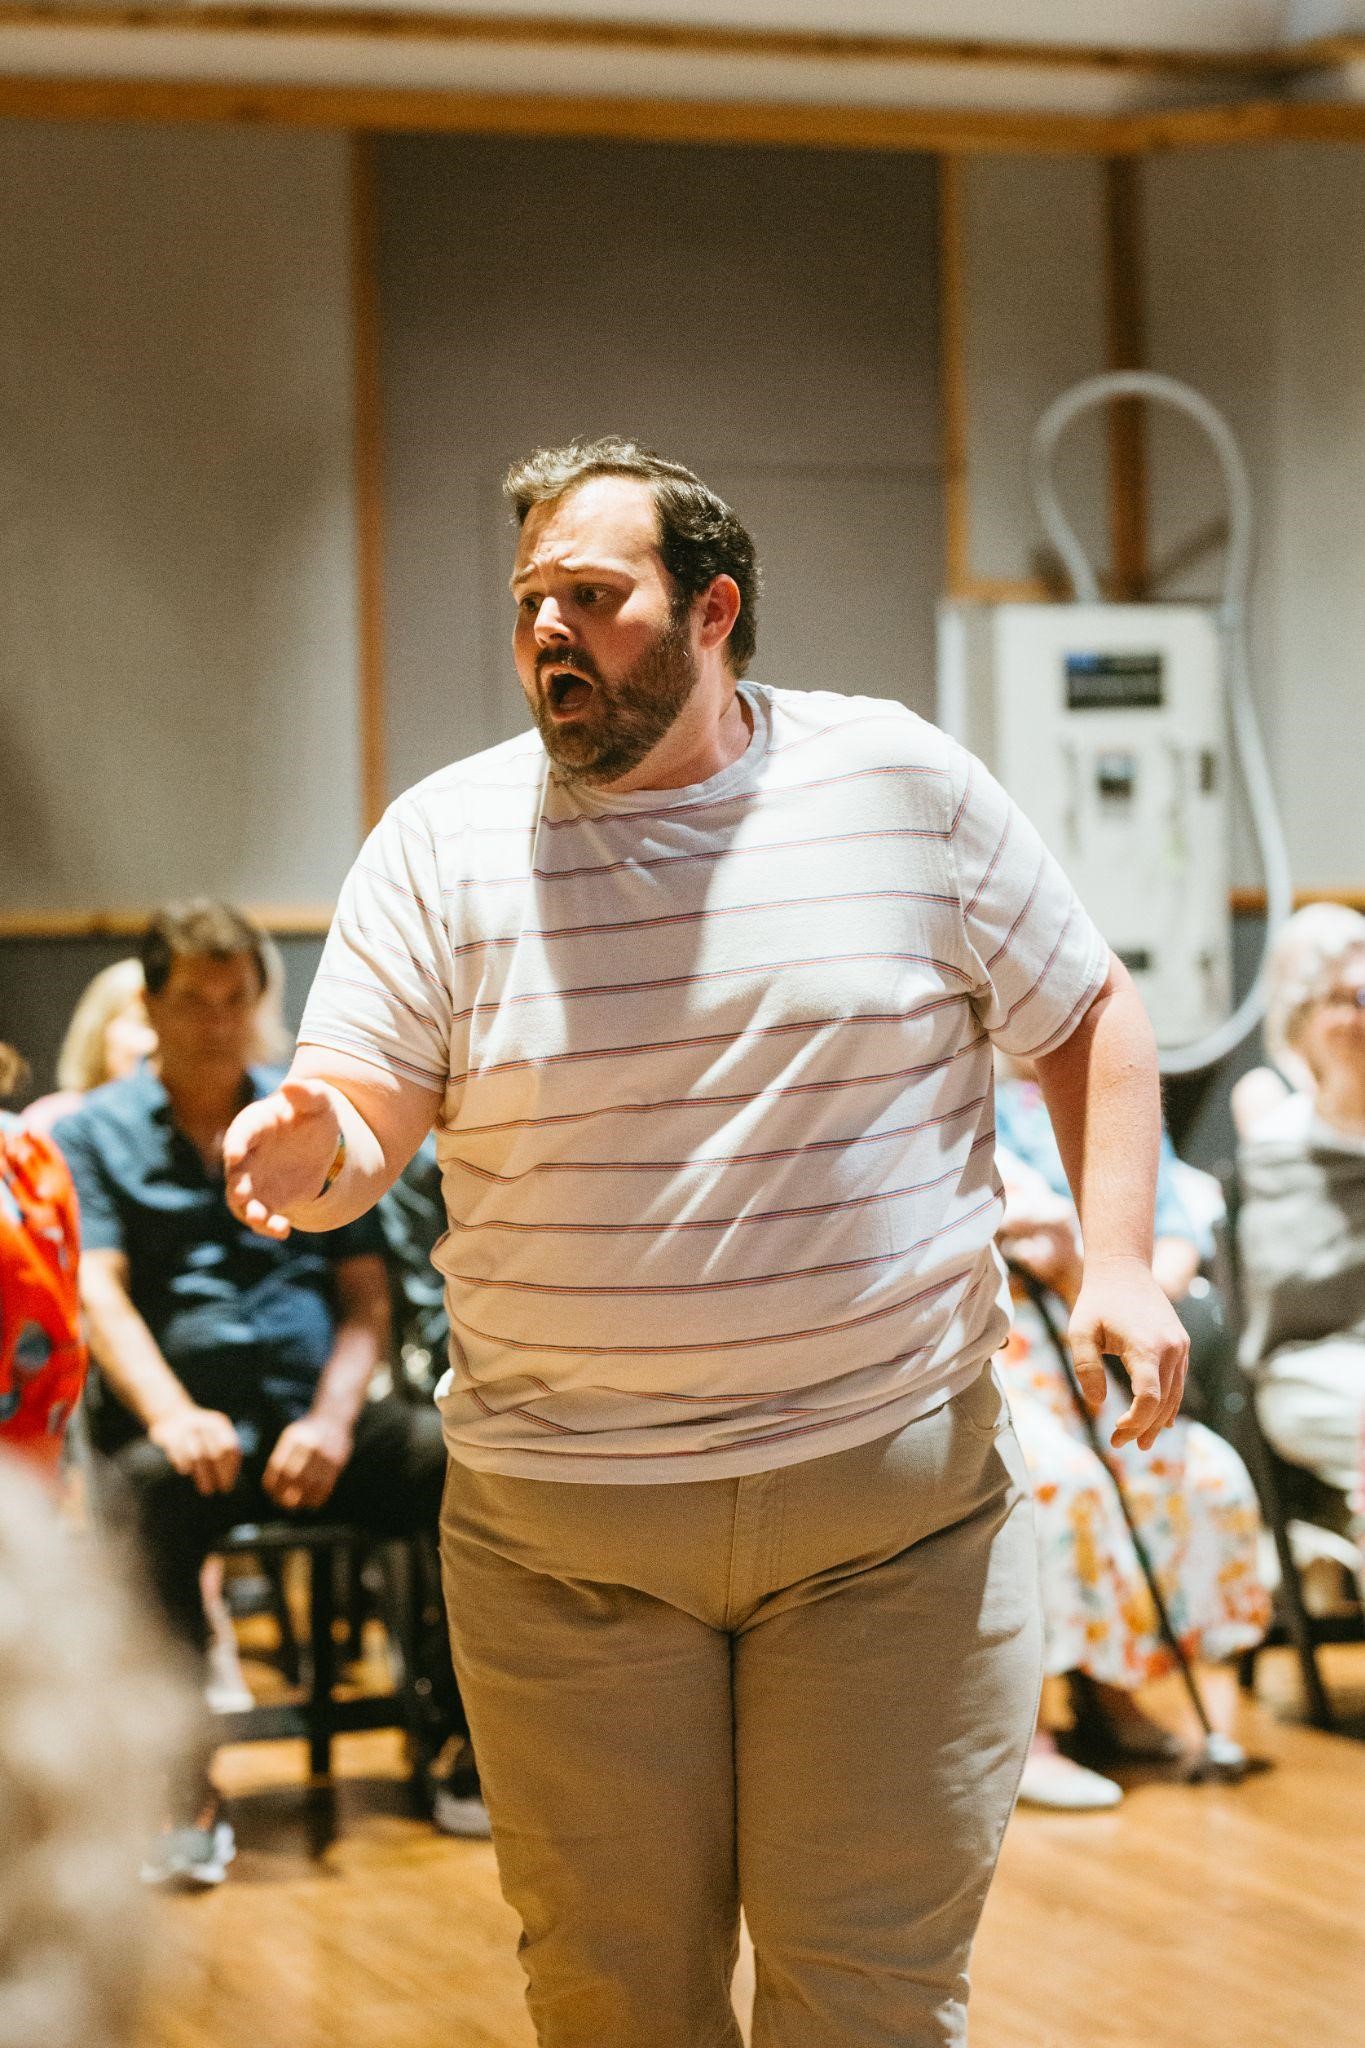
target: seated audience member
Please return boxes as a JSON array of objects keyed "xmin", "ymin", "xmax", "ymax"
[
  {"xmin": 21, "ymin": 958, "xmax": 156, "ymax": 1137},
  {"xmin": 53, "ymin": 901, "xmax": 482, "ymax": 1882},
  {"xmin": 0, "ymin": 1044, "xmax": 86, "ymax": 1474},
  {"xmin": 997, "ymin": 1147, "xmax": 1270, "ymax": 1810},
  {"xmin": 377, "ymin": 1132, "xmax": 449, "ymax": 1397},
  {"xmin": 997, "ymin": 1052, "xmax": 1213, "ymax": 1313},
  {"xmin": 0, "ymin": 1448, "xmax": 189, "ymax": 2047},
  {"xmin": 1238, "ymin": 903, "xmax": 1365, "ymax": 1518},
  {"xmin": 31, "ymin": 951, "xmax": 275, "ymax": 1707}
]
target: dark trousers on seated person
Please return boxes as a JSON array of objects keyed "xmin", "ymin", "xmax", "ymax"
[{"xmin": 97, "ymin": 1395, "xmax": 466, "ymax": 1739}]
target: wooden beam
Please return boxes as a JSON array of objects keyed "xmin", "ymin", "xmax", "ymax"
[
  {"xmin": 7, "ymin": 67, "xmax": 1365, "ymax": 154},
  {"xmin": 0, "ymin": 906, "xmax": 334, "ymax": 939},
  {"xmin": 1230, "ymin": 886, "xmax": 1365, "ymax": 915},
  {"xmin": 0, "ymin": 6, "xmax": 1334, "ymax": 78},
  {"xmin": 0, "ymin": 74, "xmax": 1155, "ymax": 154},
  {"xmin": 350, "ymin": 131, "xmax": 387, "ymax": 834},
  {"xmin": 1126, "ymin": 94, "xmax": 1365, "ymax": 152},
  {"xmin": 1102, "ymin": 156, "xmax": 1149, "ymax": 600},
  {"xmin": 953, "ymin": 577, "xmax": 1057, "ymax": 604}
]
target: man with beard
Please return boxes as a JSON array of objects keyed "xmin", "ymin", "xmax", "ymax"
[{"xmin": 223, "ymin": 439, "xmax": 1187, "ymax": 2046}]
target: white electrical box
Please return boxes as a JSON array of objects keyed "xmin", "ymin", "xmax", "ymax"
[{"xmin": 937, "ymin": 603, "xmax": 1231, "ymax": 1049}]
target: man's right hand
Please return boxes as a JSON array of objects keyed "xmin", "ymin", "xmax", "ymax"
[
  {"xmin": 224, "ymin": 1079, "xmax": 342, "ymax": 1239},
  {"xmin": 149, "ymin": 1405, "xmax": 243, "ymax": 1496}
]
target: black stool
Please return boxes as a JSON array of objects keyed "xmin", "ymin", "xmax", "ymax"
[{"xmin": 212, "ymin": 1520, "xmax": 425, "ymax": 1783}]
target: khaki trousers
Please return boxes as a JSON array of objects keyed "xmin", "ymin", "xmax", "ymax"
[{"xmin": 439, "ymin": 1364, "xmax": 1041, "ymax": 2048}]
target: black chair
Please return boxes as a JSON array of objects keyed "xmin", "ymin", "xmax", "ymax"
[
  {"xmin": 212, "ymin": 1520, "xmax": 434, "ymax": 1799},
  {"xmin": 1211, "ymin": 1180, "xmax": 1364, "ymax": 1733}
]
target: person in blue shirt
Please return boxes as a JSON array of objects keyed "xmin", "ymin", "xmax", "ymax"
[{"xmin": 55, "ymin": 901, "xmax": 483, "ymax": 1880}]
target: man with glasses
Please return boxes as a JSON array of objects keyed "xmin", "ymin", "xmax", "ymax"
[{"xmin": 54, "ymin": 901, "xmax": 480, "ymax": 1885}]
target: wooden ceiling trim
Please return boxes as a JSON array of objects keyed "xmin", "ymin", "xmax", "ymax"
[
  {"xmin": 0, "ymin": 73, "xmax": 1148, "ymax": 152},
  {"xmin": 0, "ymin": 6, "xmax": 1346, "ymax": 79}
]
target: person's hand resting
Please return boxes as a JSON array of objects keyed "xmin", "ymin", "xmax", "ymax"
[
  {"xmin": 262, "ymin": 1412, "xmax": 353, "ymax": 1513},
  {"xmin": 150, "ymin": 1405, "xmax": 243, "ymax": 1496},
  {"xmin": 1067, "ymin": 1254, "xmax": 1190, "ymax": 1451},
  {"xmin": 224, "ymin": 1079, "xmax": 341, "ymax": 1240}
]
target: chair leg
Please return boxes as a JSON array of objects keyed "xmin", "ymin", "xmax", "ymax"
[
  {"xmin": 1240, "ymin": 1436, "xmax": 1336, "ymax": 1729},
  {"xmin": 265, "ymin": 1552, "xmax": 302, "ymax": 1686},
  {"xmin": 307, "ymin": 1544, "xmax": 339, "ymax": 1781}
]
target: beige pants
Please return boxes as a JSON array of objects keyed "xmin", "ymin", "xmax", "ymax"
[{"xmin": 439, "ymin": 1364, "xmax": 1041, "ymax": 2048}]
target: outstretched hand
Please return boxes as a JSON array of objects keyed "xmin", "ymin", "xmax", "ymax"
[
  {"xmin": 224, "ymin": 1078, "xmax": 340, "ymax": 1239},
  {"xmin": 1067, "ymin": 1254, "xmax": 1190, "ymax": 1450}
]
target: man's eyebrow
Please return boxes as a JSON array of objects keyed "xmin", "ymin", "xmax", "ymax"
[{"xmin": 510, "ymin": 556, "xmax": 633, "ymax": 592}]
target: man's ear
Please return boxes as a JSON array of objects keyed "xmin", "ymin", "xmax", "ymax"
[{"xmin": 695, "ymin": 574, "xmax": 742, "ymax": 654}]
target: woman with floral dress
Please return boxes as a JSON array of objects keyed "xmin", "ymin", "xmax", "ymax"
[{"xmin": 996, "ymin": 1075, "xmax": 1269, "ymax": 1810}]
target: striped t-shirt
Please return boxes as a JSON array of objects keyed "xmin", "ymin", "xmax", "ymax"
[{"xmin": 299, "ymin": 683, "xmax": 1109, "ymax": 1481}]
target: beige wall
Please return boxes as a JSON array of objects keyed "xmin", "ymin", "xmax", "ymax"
[
  {"xmin": 959, "ymin": 154, "xmax": 1107, "ymax": 587},
  {"xmin": 1147, "ymin": 143, "xmax": 1365, "ymax": 889},
  {"xmin": 7, "ymin": 116, "xmax": 1365, "ymax": 919},
  {"xmin": 375, "ymin": 134, "xmax": 943, "ymax": 800},
  {"xmin": 0, "ymin": 121, "xmax": 359, "ymax": 916}
]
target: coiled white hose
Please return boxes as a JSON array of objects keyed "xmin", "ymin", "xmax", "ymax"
[{"xmin": 1029, "ymin": 370, "xmax": 1293, "ymax": 1075}]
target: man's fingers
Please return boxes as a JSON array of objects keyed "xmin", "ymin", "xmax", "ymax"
[
  {"xmin": 1119, "ymin": 1331, "xmax": 1188, "ymax": 1447},
  {"xmin": 1154, "ymin": 1335, "xmax": 1191, "ymax": 1437},
  {"xmin": 1067, "ymin": 1326, "xmax": 1108, "ymax": 1411},
  {"xmin": 1110, "ymin": 1351, "xmax": 1162, "ymax": 1446},
  {"xmin": 222, "ymin": 1099, "xmax": 284, "ymax": 1171},
  {"xmin": 240, "ymin": 1190, "xmax": 291, "ymax": 1240}
]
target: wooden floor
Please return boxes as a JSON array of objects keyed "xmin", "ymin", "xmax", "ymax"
[{"xmin": 140, "ymin": 1647, "xmax": 1365, "ymax": 2048}]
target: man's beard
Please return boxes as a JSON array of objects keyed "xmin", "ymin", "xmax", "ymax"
[{"xmin": 529, "ymin": 607, "xmax": 700, "ymax": 788}]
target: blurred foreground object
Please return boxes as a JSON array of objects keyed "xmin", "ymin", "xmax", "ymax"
[{"xmin": 0, "ymin": 1447, "xmax": 191, "ymax": 2048}]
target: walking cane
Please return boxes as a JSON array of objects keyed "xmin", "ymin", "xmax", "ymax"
[{"xmin": 1008, "ymin": 1261, "xmax": 1252, "ymax": 1783}]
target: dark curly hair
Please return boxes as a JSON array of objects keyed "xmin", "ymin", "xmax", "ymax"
[{"xmin": 504, "ymin": 437, "xmax": 760, "ymax": 676}]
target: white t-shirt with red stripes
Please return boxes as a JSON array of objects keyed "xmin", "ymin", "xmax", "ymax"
[{"xmin": 299, "ymin": 684, "xmax": 1108, "ymax": 1481}]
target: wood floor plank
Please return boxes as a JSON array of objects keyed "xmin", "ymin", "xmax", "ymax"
[{"xmin": 140, "ymin": 1649, "xmax": 1365, "ymax": 2048}]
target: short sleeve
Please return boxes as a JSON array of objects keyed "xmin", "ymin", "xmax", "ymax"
[
  {"xmin": 948, "ymin": 746, "xmax": 1109, "ymax": 1058},
  {"xmin": 48, "ymin": 1109, "xmax": 125, "ymax": 1254},
  {"xmin": 298, "ymin": 799, "xmax": 454, "ymax": 1089}
]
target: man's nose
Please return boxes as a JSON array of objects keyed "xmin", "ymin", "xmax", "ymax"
[{"xmin": 532, "ymin": 598, "xmax": 572, "ymax": 645}]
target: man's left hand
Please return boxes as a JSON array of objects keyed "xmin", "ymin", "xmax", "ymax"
[
  {"xmin": 1067, "ymin": 1254, "xmax": 1190, "ymax": 1450},
  {"xmin": 262, "ymin": 1413, "xmax": 354, "ymax": 1512}
]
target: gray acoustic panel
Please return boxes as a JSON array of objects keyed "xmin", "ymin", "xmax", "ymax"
[{"xmin": 376, "ymin": 134, "xmax": 942, "ymax": 794}]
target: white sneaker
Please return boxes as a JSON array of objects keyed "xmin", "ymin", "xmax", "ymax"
[
  {"xmin": 1017, "ymin": 1751, "xmax": 1123, "ymax": 1811},
  {"xmin": 141, "ymin": 1816, "xmax": 238, "ymax": 1888},
  {"xmin": 429, "ymin": 1740, "xmax": 492, "ymax": 1840},
  {"xmin": 431, "ymin": 1782, "xmax": 493, "ymax": 1839}
]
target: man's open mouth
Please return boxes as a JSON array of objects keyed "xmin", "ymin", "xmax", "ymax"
[{"xmin": 543, "ymin": 665, "xmax": 595, "ymax": 719}]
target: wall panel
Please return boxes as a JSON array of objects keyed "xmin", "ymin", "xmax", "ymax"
[
  {"xmin": 0, "ymin": 121, "xmax": 360, "ymax": 915},
  {"xmin": 375, "ymin": 133, "xmax": 942, "ymax": 795}
]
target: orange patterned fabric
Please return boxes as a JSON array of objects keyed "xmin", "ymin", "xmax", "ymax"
[
  {"xmin": 1001, "ymin": 1311, "xmax": 1270, "ymax": 1685},
  {"xmin": 0, "ymin": 1114, "xmax": 87, "ymax": 1472}
]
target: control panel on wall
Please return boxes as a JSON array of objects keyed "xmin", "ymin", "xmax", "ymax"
[{"xmin": 936, "ymin": 604, "xmax": 1230, "ymax": 1049}]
